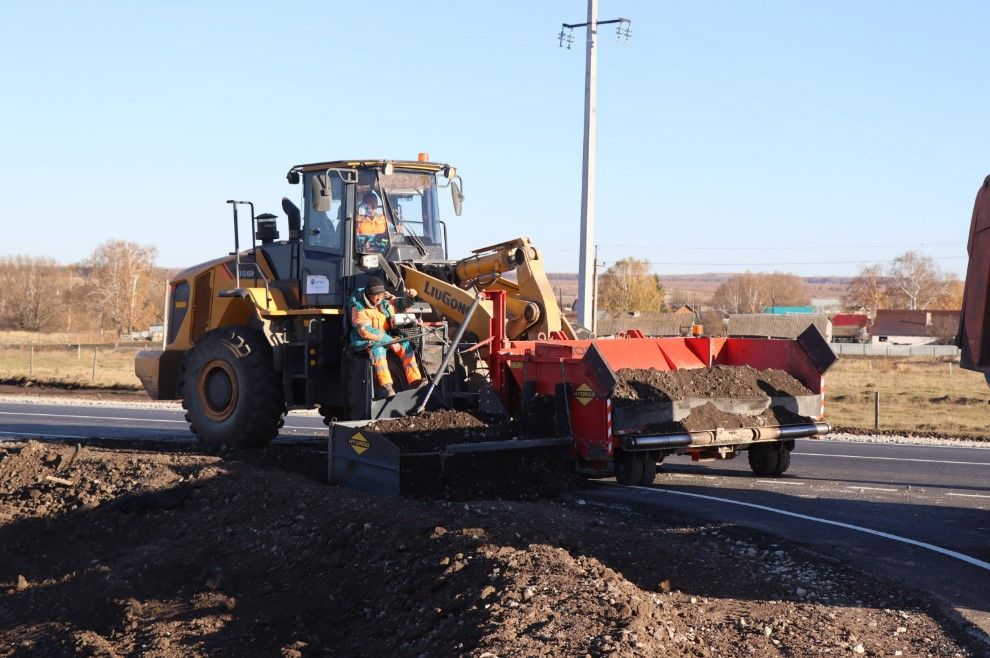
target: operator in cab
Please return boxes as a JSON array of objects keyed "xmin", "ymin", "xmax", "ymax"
[
  {"xmin": 347, "ymin": 276, "xmax": 424, "ymax": 399},
  {"xmin": 355, "ymin": 191, "xmax": 389, "ymax": 253}
]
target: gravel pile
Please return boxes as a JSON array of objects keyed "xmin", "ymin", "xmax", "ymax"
[{"xmin": 612, "ymin": 365, "xmax": 813, "ymax": 407}]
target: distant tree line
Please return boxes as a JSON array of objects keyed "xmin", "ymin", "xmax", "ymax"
[
  {"xmin": 0, "ymin": 240, "xmax": 164, "ymax": 335},
  {"xmin": 843, "ymin": 250, "xmax": 962, "ymax": 314},
  {"xmin": 592, "ymin": 249, "xmax": 963, "ymax": 318}
]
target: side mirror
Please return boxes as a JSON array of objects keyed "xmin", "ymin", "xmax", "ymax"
[
  {"xmin": 286, "ymin": 170, "xmax": 300, "ymax": 185},
  {"xmin": 451, "ymin": 180, "xmax": 464, "ymax": 217},
  {"xmin": 313, "ymin": 174, "xmax": 332, "ymax": 212}
]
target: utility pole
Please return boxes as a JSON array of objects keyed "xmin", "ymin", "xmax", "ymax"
[
  {"xmin": 591, "ymin": 244, "xmax": 601, "ymax": 336},
  {"xmin": 559, "ymin": 5, "xmax": 631, "ymax": 332}
]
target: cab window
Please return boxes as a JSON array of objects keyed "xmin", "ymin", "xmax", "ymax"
[{"xmin": 303, "ymin": 172, "xmax": 344, "ymax": 253}]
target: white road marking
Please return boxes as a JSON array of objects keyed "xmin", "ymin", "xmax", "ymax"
[
  {"xmin": 756, "ymin": 479, "xmax": 804, "ymax": 486},
  {"xmin": 0, "ymin": 410, "xmax": 186, "ymax": 424},
  {"xmin": 0, "ymin": 430, "xmax": 92, "ymax": 440},
  {"xmin": 0, "ymin": 410, "xmax": 323, "ymax": 434},
  {"xmin": 799, "ymin": 452, "xmax": 990, "ymax": 467},
  {"xmin": 946, "ymin": 492, "xmax": 990, "ymax": 500},
  {"xmin": 846, "ymin": 486, "xmax": 898, "ymax": 493},
  {"xmin": 615, "ymin": 484, "xmax": 990, "ymax": 572}
]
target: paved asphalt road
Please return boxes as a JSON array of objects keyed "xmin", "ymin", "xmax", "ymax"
[{"xmin": 1, "ymin": 399, "xmax": 988, "ymax": 639}]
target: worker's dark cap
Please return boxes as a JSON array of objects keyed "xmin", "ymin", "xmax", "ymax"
[
  {"xmin": 366, "ymin": 277, "xmax": 386, "ymax": 295},
  {"xmin": 362, "ymin": 191, "xmax": 378, "ymax": 202}
]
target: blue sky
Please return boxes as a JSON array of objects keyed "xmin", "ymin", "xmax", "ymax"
[{"xmin": 0, "ymin": 1, "xmax": 985, "ymax": 277}]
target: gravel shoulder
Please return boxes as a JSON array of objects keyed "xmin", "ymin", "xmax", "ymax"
[{"xmin": 0, "ymin": 439, "xmax": 981, "ymax": 657}]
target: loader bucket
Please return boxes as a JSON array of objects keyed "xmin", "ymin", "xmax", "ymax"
[{"xmin": 328, "ymin": 422, "xmax": 573, "ymax": 497}]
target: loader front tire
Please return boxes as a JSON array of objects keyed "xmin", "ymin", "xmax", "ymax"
[
  {"xmin": 748, "ymin": 443, "xmax": 791, "ymax": 477},
  {"xmin": 182, "ymin": 327, "xmax": 285, "ymax": 448}
]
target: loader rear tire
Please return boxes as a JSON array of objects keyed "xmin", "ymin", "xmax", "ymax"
[
  {"xmin": 615, "ymin": 453, "xmax": 644, "ymax": 486},
  {"xmin": 748, "ymin": 443, "xmax": 791, "ymax": 477},
  {"xmin": 182, "ymin": 327, "xmax": 285, "ymax": 448}
]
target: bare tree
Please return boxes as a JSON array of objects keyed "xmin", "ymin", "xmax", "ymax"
[
  {"xmin": 86, "ymin": 240, "xmax": 160, "ymax": 334},
  {"xmin": 0, "ymin": 256, "xmax": 67, "ymax": 331},
  {"xmin": 846, "ymin": 253, "xmax": 962, "ymax": 312},
  {"xmin": 843, "ymin": 264, "xmax": 889, "ymax": 315},
  {"xmin": 712, "ymin": 272, "xmax": 808, "ymax": 314},
  {"xmin": 885, "ymin": 250, "xmax": 950, "ymax": 310},
  {"xmin": 597, "ymin": 258, "xmax": 667, "ymax": 315}
]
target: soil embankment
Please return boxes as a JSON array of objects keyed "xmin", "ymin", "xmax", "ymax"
[{"xmin": 0, "ymin": 439, "xmax": 976, "ymax": 657}]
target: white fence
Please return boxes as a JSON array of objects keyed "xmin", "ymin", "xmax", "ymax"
[{"xmin": 829, "ymin": 343, "xmax": 960, "ymax": 358}]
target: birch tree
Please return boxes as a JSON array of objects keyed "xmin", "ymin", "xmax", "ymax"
[{"xmin": 86, "ymin": 240, "xmax": 160, "ymax": 334}]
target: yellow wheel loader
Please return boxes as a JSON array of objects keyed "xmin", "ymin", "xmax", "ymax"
[{"xmin": 136, "ymin": 157, "xmax": 575, "ymax": 448}]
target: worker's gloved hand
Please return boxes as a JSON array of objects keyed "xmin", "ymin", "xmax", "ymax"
[{"xmin": 405, "ymin": 289, "xmax": 418, "ymax": 299}]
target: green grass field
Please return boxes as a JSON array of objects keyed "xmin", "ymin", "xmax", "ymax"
[
  {"xmin": 0, "ymin": 345, "xmax": 142, "ymax": 389},
  {"xmin": 825, "ymin": 356, "xmax": 988, "ymax": 437}
]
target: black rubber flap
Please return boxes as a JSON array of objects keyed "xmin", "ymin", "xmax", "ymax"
[
  {"xmin": 554, "ymin": 382, "xmax": 573, "ymax": 436},
  {"xmin": 583, "ymin": 343, "xmax": 619, "ymax": 396},
  {"xmin": 797, "ymin": 325, "xmax": 838, "ymax": 375}
]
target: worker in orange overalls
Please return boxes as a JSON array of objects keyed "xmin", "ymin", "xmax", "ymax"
[
  {"xmin": 347, "ymin": 276, "xmax": 424, "ymax": 398},
  {"xmin": 356, "ymin": 191, "xmax": 389, "ymax": 253}
]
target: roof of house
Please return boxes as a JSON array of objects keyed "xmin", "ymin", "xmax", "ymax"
[
  {"xmin": 870, "ymin": 309, "xmax": 960, "ymax": 337},
  {"xmin": 831, "ymin": 313, "xmax": 868, "ymax": 328},
  {"xmin": 596, "ymin": 312, "xmax": 693, "ymax": 337},
  {"xmin": 728, "ymin": 314, "xmax": 831, "ymax": 339},
  {"xmin": 762, "ymin": 306, "xmax": 816, "ymax": 315}
]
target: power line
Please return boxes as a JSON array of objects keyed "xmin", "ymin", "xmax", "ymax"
[
  {"xmin": 597, "ymin": 241, "xmax": 964, "ymax": 251},
  {"xmin": 541, "ymin": 241, "xmax": 963, "ymax": 254},
  {"xmin": 542, "ymin": 255, "xmax": 966, "ymax": 268}
]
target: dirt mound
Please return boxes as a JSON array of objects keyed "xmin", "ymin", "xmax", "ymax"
[
  {"xmin": 366, "ymin": 409, "xmax": 512, "ymax": 452},
  {"xmin": 0, "ymin": 440, "xmax": 976, "ymax": 657},
  {"xmin": 612, "ymin": 365, "xmax": 812, "ymax": 407}
]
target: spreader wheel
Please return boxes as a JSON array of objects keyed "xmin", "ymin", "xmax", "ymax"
[
  {"xmin": 182, "ymin": 327, "xmax": 285, "ymax": 448},
  {"xmin": 748, "ymin": 443, "xmax": 791, "ymax": 477},
  {"xmin": 775, "ymin": 445, "xmax": 792, "ymax": 475},
  {"xmin": 639, "ymin": 457, "xmax": 658, "ymax": 486},
  {"xmin": 615, "ymin": 453, "xmax": 644, "ymax": 486}
]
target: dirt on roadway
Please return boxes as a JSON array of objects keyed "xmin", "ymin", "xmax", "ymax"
[{"xmin": 0, "ymin": 439, "xmax": 979, "ymax": 657}]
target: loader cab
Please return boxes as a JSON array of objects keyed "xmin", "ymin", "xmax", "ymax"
[
  {"xmin": 353, "ymin": 168, "xmax": 447, "ymax": 262},
  {"xmin": 290, "ymin": 160, "xmax": 460, "ymax": 307},
  {"xmin": 298, "ymin": 171, "xmax": 346, "ymax": 307}
]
